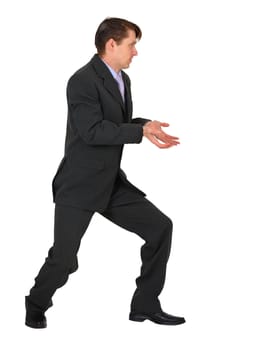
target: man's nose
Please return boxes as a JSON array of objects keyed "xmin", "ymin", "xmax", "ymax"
[{"xmin": 133, "ymin": 47, "xmax": 138, "ymax": 56}]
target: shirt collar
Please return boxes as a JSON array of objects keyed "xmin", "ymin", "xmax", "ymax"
[{"xmin": 101, "ymin": 58, "xmax": 122, "ymax": 80}]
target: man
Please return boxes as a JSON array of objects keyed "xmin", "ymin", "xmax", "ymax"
[{"xmin": 25, "ymin": 17, "xmax": 185, "ymax": 328}]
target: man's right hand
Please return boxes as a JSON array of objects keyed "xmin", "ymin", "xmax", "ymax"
[{"xmin": 143, "ymin": 121, "xmax": 180, "ymax": 149}]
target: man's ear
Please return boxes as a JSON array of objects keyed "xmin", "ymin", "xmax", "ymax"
[{"xmin": 106, "ymin": 38, "xmax": 116, "ymax": 52}]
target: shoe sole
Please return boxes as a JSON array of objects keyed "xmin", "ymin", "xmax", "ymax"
[
  {"xmin": 129, "ymin": 314, "xmax": 186, "ymax": 325},
  {"xmin": 25, "ymin": 320, "xmax": 47, "ymax": 329}
]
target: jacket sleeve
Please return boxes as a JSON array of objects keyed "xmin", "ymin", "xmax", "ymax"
[
  {"xmin": 67, "ymin": 74, "xmax": 143, "ymax": 146},
  {"xmin": 131, "ymin": 118, "xmax": 151, "ymax": 126}
]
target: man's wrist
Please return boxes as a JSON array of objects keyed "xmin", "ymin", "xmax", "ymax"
[
  {"xmin": 143, "ymin": 122, "xmax": 150, "ymax": 136},
  {"xmin": 144, "ymin": 120, "xmax": 152, "ymax": 126}
]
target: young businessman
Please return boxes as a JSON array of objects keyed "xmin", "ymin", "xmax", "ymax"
[{"xmin": 25, "ymin": 17, "xmax": 185, "ymax": 328}]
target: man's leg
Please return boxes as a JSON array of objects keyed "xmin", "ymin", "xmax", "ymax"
[
  {"xmin": 102, "ymin": 187, "xmax": 173, "ymax": 314},
  {"xmin": 26, "ymin": 204, "xmax": 93, "ymax": 325}
]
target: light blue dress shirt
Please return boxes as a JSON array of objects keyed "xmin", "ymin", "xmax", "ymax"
[{"xmin": 101, "ymin": 59, "xmax": 125, "ymax": 102}]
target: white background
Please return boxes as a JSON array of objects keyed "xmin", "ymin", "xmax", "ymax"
[{"xmin": 0, "ymin": 0, "xmax": 266, "ymax": 348}]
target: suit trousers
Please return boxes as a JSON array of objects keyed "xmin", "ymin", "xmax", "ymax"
[{"xmin": 26, "ymin": 180, "xmax": 173, "ymax": 314}]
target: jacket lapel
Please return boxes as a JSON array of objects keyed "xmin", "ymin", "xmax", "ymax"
[
  {"xmin": 91, "ymin": 54, "xmax": 126, "ymax": 112},
  {"xmin": 123, "ymin": 73, "xmax": 132, "ymax": 122},
  {"xmin": 103, "ymin": 78, "xmax": 125, "ymax": 111}
]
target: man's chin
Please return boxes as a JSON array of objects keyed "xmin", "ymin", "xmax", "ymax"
[{"xmin": 124, "ymin": 60, "xmax": 133, "ymax": 69}]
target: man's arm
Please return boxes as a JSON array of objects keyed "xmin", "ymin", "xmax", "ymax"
[{"xmin": 67, "ymin": 75, "xmax": 143, "ymax": 146}]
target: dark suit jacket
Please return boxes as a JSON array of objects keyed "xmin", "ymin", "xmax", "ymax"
[{"xmin": 52, "ymin": 54, "xmax": 150, "ymax": 211}]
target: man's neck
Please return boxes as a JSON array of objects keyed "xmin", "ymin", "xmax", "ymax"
[{"xmin": 100, "ymin": 55, "xmax": 120, "ymax": 73}]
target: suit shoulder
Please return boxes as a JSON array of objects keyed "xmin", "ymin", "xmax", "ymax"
[
  {"xmin": 68, "ymin": 61, "xmax": 95, "ymax": 81},
  {"xmin": 67, "ymin": 61, "xmax": 97, "ymax": 93}
]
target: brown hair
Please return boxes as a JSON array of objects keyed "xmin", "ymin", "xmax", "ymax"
[{"xmin": 95, "ymin": 17, "xmax": 142, "ymax": 55}]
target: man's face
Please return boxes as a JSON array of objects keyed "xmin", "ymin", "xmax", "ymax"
[{"xmin": 113, "ymin": 29, "xmax": 138, "ymax": 70}]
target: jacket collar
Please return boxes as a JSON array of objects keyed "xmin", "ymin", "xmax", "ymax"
[{"xmin": 90, "ymin": 54, "xmax": 131, "ymax": 117}]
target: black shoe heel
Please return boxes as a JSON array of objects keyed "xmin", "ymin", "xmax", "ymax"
[{"xmin": 129, "ymin": 314, "xmax": 147, "ymax": 322}]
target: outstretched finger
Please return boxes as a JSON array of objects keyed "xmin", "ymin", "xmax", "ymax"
[
  {"xmin": 160, "ymin": 122, "xmax": 170, "ymax": 127},
  {"xmin": 147, "ymin": 135, "xmax": 174, "ymax": 149},
  {"xmin": 161, "ymin": 132, "xmax": 180, "ymax": 140},
  {"xmin": 156, "ymin": 132, "xmax": 180, "ymax": 142}
]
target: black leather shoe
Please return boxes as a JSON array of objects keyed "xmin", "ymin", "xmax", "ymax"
[
  {"xmin": 25, "ymin": 311, "xmax": 47, "ymax": 329},
  {"xmin": 129, "ymin": 311, "xmax": 185, "ymax": 325}
]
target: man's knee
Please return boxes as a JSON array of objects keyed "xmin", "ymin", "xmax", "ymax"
[
  {"xmin": 162, "ymin": 215, "xmax": 173, "ymax": 244},
  {"xmin": 164, "ymin": 216, "xmax": 173, "ymax": 233},
  {"xmin": 46, "ymin": 247, "xmax": 78, "ymax": 273},
  {"xmin": 152, "ymin": 213, "xmax": 173, "ymax": 243},
  {"xmin": 158, "ymin": 212, "xmax": 172, "ymax": 232}
]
